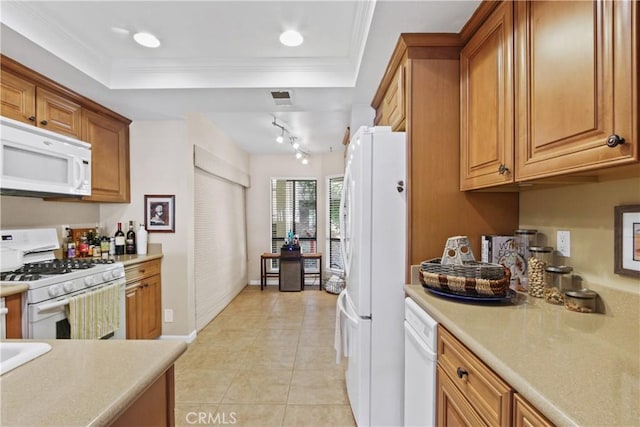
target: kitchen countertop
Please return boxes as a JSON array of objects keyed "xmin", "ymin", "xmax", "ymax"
[
  {"xmin": 405, "ymin": 284, "xmax": 640, "ymax": 427},
  {"xmin": 0, "ymin": 339, "xmax": 187, "ymax": 426},
  {"xmin": 111, "ymin": 252, "xmax": 163, "ymax": 267},
  {"xmin": 0, "ymin": 284, "xmax": 28, "ymax": 298}
]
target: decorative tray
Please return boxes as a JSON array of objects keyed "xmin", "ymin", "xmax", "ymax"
[{"xmin": 422, "ymin": 285, "xmax": 516, "ymax": 303}]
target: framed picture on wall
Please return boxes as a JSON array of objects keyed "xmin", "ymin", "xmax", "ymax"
[
  {"xmin": 614, "ymin": 204, "xmax": 640, "ymax": 277},
  {"xmin": 145, "ymin": 195, "xmax": 175, "ymax": 233}
]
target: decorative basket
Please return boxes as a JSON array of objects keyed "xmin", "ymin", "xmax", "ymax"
[{"xmin": 419, "ymin": 258, "xmax": 510, "ymax": 297}]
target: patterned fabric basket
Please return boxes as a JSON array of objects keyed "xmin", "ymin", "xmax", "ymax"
[{"xmin": 419, "ymin": 258, "xmax": 510, "ymax": 297}]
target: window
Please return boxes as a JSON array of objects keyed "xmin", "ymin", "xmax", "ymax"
[
  {"xmin": 271, "ymin": 179, "xmax": 317, "ymax": 261},
  {"xmin": 327, "ymin": 175, "xmax": 344, "ymax": 271}
]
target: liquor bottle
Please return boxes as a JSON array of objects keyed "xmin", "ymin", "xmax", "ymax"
[
  {"xmin": 93, "ymin": 227, "xmax": 102, "ymax": 258},
  {"xmin": 125, "ymin": 220, "xmax": 136, "ymax": 254},
  {"xmin": 79, "ymin": 233, "xmax": 89, "ymax": 257},
  {"xmin": 114, "ymin": 222, "xmax": 125, "ymax": 255}
]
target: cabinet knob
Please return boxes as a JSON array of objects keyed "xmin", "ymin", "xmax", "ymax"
[
  {"xmin": 28, "ymin": 116, "xmax": 36, "ymax": 122},
  {"xmin": 498, "ymin": 164, "xmax": 509, "ymax": 175},
  {"xmin": 40, "ymin": 119, "xmax": 48, "ymax": 126},
  {"xmin": 606, "ymin": 134, "xmax": 625, "ymax": 148},
  {"xmin": 456, "ymin": 367, "xmax": 469, "ymax": 379}
]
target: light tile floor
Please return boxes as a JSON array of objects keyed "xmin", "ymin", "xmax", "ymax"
[{"xmin": 174, "ymin": 285, "xmax": 356, "ymax": 427}]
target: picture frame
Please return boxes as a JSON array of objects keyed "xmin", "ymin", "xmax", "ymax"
[
  {"xmin": 144, "ymin": 195, "xmax": 175, "ymax": 233},
  {"xmin": 614, "ymin": 204, "xmax": 640, "ymax": 278}
]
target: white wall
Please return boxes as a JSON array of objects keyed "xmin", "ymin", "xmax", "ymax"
[
  {"xmin": 246, "ymin": 150, "xmax": 344, "ymax": 283},
  {"xmin": 100, "ymin": 120, "xmax": 195, "ymax": 337}
]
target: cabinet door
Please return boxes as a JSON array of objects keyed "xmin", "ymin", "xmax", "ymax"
[
  {"xmin": 384, "ymin": 63, "xmax": 406, "ymax": 131},
  {"xmin": 513, "ymin": 393, "xmax": 554, "ymax": 427},
  {"xmin": 515, "ymin": 0, "xmax": 637, "ymax": 180},
  {"xmin": 36, "ymin": 87, "xmax": 82, "ymax": 139},
  {"xmin": 437, "ymin": 366, "xmax": 488, "ymax": 427},
  {"xmin": 126, "ymin": 285, "xmax": 141, "ymax": 339},
  {"xmin": 82, "ymin": 109, "xmax": 130, "ymax": 202},
  {"xmin": 460, "ymin": 0, "xmax": 514, "ymax": 190},
  {"xmin": 438, "ymin": 326, "xmax": 512, "ymax": 426},
  {"xmin": 140, "ymin": 275, "xmax": 162, "ymax": 339},
  {"xmin": 1, "ymin": 70, "xmax": 36, "ymax": 124}
]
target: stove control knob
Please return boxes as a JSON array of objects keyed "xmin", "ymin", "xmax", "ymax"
[
  {"xmin": 84, "ymin": 276, "xmax": 95, "ymax": 286},
  {"xmin": 103, "ymin": 271, "xmax": 114, "ymax": 281},
  {"xmin": 62, "ymin": 281, "xmax": 74, "ymax": 293},
  {"xmin": 48, "ymin": 285, "xmax": 62, "ymax": 297}
]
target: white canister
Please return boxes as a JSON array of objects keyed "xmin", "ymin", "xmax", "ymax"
[{"xmin": 136, "ymin": 224, "xmax": 148, "ymax": 255}]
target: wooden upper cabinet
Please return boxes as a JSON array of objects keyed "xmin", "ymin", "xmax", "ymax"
[
  {"xmin": 82, "ymin": 109, "xmax": 130, "ymax": 203},
  {"xmin": 0, "ymin": 69, "xmax": 82, "ymax": 139},
  {"xmin": 1, "ymin": 69, "xmax": 36, "ymax": 123},
  {"xmin": 460, "ymin": 1, "xmax": 514, "ymax": 190},
  {"xmin": 36, "ymin": 87, "xmax": 82, "ymax": 139},
  {"xmin": 515, "ymin": 0, "xmax": 638, "ymax": 180},
  {"xmin": 383, "ymin": 62, "xmax": 406, "ymax": 131}
]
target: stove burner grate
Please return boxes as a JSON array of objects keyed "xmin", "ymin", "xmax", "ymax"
[{"xmin": 1, "ymin": 258, "xmax": 116, "ymax": 279}]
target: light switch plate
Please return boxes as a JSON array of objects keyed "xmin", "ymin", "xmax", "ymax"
[
  {"xmin": 164, "ymin": 309, "xmax": 174, "ymax": 323},
  {"xmin": 557, "ymin": 230, "xmax": 570, "ymax": 257}
]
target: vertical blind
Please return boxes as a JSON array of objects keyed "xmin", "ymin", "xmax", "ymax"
[
  {"xmin": 328, "ymin": 176, "xmax": 344, "ymax": 271},
  {"xmin": 271, "ymin": 179, "xmax": 317, "ymax": 267}
]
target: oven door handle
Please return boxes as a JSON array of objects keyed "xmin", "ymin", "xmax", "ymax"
[{"xmin": 37, "ymin": 299, "xmax": 69, "ymax": 312}]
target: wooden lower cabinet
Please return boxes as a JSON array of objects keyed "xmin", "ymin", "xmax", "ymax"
[
  {"xmin": 3, "ymin": 292, "xmax": 23, "ymax": 339},
  {"xmin": 110, "ymin": 366, "xmax": 175, "ymax": 427},
  {"xmin": 513, "ymin": 393, "xmax": 554, "ymax": 427},
  {"xmin": 437, "ymin": 365, "xmax": 487, "ymax": 426},
  {"xmin": 436, "ymin": 324, "xmax": 555, "ymax": 427},
  {"xmin": 125, "ymin": 259, "xmax": 162, "ymax": 339}
]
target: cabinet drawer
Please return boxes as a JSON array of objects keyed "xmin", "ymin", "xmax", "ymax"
[
  {"xmin": 437, "ymin": 365, "xmax": 487, "ymax": 426},
  {"xmin": 438, "ymin": 325, "xmax": 512, "ymax": 426},
  {"xmin": 125, "ymin": 259, "xmax": 161, "ymax": 283}
]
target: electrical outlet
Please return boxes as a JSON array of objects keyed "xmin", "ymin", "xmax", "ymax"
[
  {"xmin": 60, "ymin": 224, "xmax": 70, "ymax": 235},
  {"xmin": 164, "ymin": 309, "xmax": 174, "ymax": 323},
  {"xmin": 557, "ymin": 230, "xmax": 571, "ymax": 257}
]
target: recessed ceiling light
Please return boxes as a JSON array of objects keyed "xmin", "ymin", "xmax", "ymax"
[
  {"xmin": 133, "ymin": 32, "xmax": 161, "ymax": 48},
  {"xmin": 279, "ymin": 30, "xmax": 303, "ymax": 47}
]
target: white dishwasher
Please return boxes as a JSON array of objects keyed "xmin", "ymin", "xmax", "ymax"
[{"xmin": 404, "ymin": 297, "xmax": 438, "ymax": 427}]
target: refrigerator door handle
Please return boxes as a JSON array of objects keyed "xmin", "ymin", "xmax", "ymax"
[
  {"xmin": 338, "ymin": 290, "xmax": 358, "ymax": 325},
  {"xmin": 339, "ymin": 164, "xmax": 353, "ymax": 277}
]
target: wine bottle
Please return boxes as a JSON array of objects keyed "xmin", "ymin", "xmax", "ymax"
[
  {"xmin": 115, "ymin": 222, "xmax": 125, "ymax": 255},
  {"xmin": 125, "ymin": 220, "xmax": 136, "ymax": 254}
]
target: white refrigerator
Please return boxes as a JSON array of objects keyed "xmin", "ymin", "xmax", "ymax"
[{"xmin": 336, "ymin": 126, "xmax": 406, "ymax": 426}]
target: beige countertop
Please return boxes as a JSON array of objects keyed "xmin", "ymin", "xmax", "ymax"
[
  {"xmin": 405, "ymin": 284, "xmax": 640, "ymax": 427},
  {"xmin": 0, "ymin": 284, "xmax": 28, "ymax": 298},
  {"xmin": 111, "ymin": 252, "xmax": 163, "ymax": 267},
  {"xmin": 0, "ymin": 339, "xmax": 186, "ymax": 426}
]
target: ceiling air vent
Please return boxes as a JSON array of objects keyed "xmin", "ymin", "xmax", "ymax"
[{"xmin": 270, "ymin": 90, "xmax": 293, "ymax": 106}]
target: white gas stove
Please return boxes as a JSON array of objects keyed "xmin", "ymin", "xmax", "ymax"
[{"xmin": 0, "ymin": 228, "xmax": 126, "ymax": 339}]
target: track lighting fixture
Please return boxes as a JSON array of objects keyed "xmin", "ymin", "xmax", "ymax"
[{"xmin": 271, "ymin": 117, "xmax": 311, "ymax": 165}]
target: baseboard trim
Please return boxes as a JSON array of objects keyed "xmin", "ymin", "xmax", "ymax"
[{"xmin": 159, "ymin": 329, "xmax": 197, "ymax": 344}]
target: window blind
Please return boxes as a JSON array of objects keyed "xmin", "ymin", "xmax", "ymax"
[
  {"xmin": 328, "ymin": 176, "xmax": 344, "ymax": 271},
  {"xmin": 271, "ymin": 178, "xmax": 317, "ymax": 267}
]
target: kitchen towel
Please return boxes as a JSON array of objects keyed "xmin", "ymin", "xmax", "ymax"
[{"xmin": 66, "ymin": 284, "xmax": 120, "ymax": 339}]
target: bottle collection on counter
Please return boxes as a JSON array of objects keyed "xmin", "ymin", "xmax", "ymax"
[{"xmin": 63, "ymin": 220, "xmax": 148, "ymax": 259}]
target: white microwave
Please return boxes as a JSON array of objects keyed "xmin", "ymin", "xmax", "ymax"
[{"xmin": 0, "ymin": 117, "xmax": 91, "ymax": 197}]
